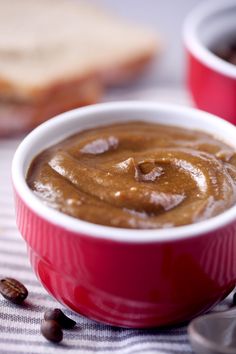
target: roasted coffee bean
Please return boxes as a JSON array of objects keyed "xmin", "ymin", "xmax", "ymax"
[
  {"xmin": 41, "ymin": 320, "xmax": 63, "ymax": 343},
  {"xmin": 44, "ymin": 308, "xmax": 76, "ymax": 329},
  {"xmin": 0, "ymin": 278, "xmax": 28, "ymax": 304}
]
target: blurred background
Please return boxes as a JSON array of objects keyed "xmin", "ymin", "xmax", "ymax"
[
  {"xmin": 95, "ymin": 0, "xmax": 204, "ymax": 88},
  {"xmin": 0, "ymin": 0, "xmax": 209, "ymax": 135}
]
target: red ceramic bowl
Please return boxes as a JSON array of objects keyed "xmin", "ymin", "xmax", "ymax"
[
  {"xmin": 12, "ymin": 102, "xmax": 236, "ymax": 328},
  {"xmin": 184, "ymin": 0, "xmax": 236, "ymax": 124}
]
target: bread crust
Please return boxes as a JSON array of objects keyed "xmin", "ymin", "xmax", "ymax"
[
  {"xmin": 101, "ymin": 52, "xmax": 156, "ymax": 85},
  {"xmin": 0, "ymin": 78, "xmax": 102, "ymax": 136}
]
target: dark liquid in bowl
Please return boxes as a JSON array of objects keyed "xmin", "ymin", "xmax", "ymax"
[{"xmin": 212, "ymin": 38, "xmax": 236, "ymax": 65}]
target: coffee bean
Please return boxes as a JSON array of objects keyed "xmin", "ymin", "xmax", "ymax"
[
  {"xmin": 44, "ymin": 308, "xmax": 76, "ymax": 329},
  {"xmin": 41, "ymin": 320, "xmax": 63, "ymax": 343},
  {"xmin": 0, "ymin": 278, "xmax": 28, "ymax": 304}
]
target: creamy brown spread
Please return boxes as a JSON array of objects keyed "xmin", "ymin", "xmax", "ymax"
[{"xmin": 27, "ymin": 121, "xmax": 236, "ymax": 229}]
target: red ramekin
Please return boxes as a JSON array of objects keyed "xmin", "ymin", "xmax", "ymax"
[
  {"xmin": 12, "ymin": 102, "xmax": 236, "ymax": 328},
  {"xmin": 184, "ymin": 0, "xmax": 236, "ymax": 124}
]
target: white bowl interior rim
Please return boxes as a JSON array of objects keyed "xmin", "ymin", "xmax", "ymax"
[
  {"xmin": 183, "ymin": 0, "xmax": 236, "ymax": 79},
  {"xmin": 12, "ymin": 101, "xmax": 236, "ymax": 243}
]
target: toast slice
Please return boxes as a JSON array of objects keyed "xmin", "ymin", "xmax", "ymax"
[
  {"xmin": 0, "ymin": 0, "xmax": 158, "ymax": 134},
  {"xmin": 0, "ymin": 77, "xmax": 102, "ymax": 136}
]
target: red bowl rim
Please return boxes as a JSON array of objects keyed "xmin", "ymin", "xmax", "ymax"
[
  {"xmin": 12, "ymin": 101, "xmax": 236, "ymax": 243},
  {"xmin": 183, "ymin": 0, "xmax": 236, "ymax": 79}
]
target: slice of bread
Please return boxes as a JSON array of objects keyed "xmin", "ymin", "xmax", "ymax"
[
  {"xmin": 0, "ymin": 78, "xmax": 102, "ymax": 136},
  {"xmin": 0, "ymin": 0, "xmax": 158, "ymax": 134}
]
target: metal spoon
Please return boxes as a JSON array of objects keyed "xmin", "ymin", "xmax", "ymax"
[{"xmin": 188, "ymin": 308, "xmax": 236, "ymax": 354}]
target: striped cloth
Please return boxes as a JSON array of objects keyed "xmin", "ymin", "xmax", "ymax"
[{"xmin": 0, "ymin": 90, "xmax": 233, "ymax": 354}]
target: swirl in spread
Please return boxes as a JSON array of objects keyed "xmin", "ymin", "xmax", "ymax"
[{"xmin": 27, "ymin": 122, "xmax": 236, "ymax": 229}]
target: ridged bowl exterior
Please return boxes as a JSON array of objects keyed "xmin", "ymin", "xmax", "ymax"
[
  {"xmin": 14, "ymin": 188, "xmax": 236, "ymax": 328},
  {"xmin": 187, "ymin": 51, "xmax": 236, "ymax": 125}
]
